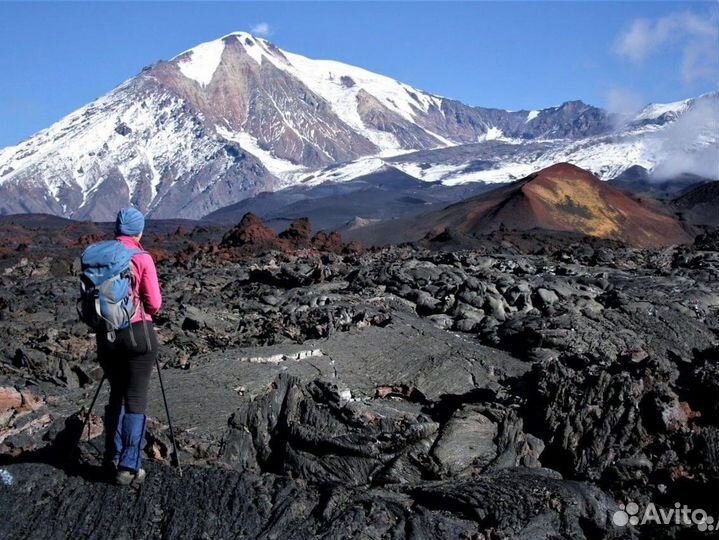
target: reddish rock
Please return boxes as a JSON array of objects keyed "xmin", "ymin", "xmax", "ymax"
[
  {"xmin": 221, "ymin": 213, "xmax": 279, "ymax": 248},
  {"xmin": 670, "ymin": 465, "xmax": 695, "ymax": 481},
  {"xmin": 77, "ymin": 413, "xmax": 104, "ymax": 442},
  {"xmin": 217, "ymin": 215, "xmax": 362, "ymax": 256},
  {"xmin": 620, "ymin": 349, "xmax": 650, "ymax": 363},
  {"xmin": 0, "ymin": 224, "xmax": 34, "ymax": 249},
  {"xmin": 147, "ymin": 247, "xmax": 170, "ymax": 264},
  {"xmin": 19, "ymin": 388, "xmax": 44, "ymax": 412},
  {"xmin": 0, "ymin": 412, "xmax": 54, "ymax": 450},
  {"xmin": 312, "ymin": 231, "xmax": 344, "ymax": 253},
  {"xmin": 662, "ymin": 399, "xmax": 701, "ymax": 432},
  {"xmin": 343, "ymin": 240, "xmax": 366, "ymax": 254},
  {"xmin": 279, "ymin": 218, "xmax": 312, "ymax": 247},
  {"xmin": 374, "ymin": 384, "xmax": 424, "ymax": 401},
  {"xmin": 0, "ymin": 387, "xmax": 22, "ymax": 413}
]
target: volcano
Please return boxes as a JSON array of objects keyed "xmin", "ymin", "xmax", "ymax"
[
  {"xmin": 349, "ymin": 163, "xmax": 694, "ymax": 248},
  {"xmin": 2, "ymin": 29, "xmax": 715, "ymax": 222}
]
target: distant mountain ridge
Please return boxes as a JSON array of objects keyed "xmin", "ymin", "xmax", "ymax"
[
  {"xmin": 204, "ymin": 165, "xmax": 495, "ymax": 232},
  {"xmin": 346, "ymin": 163, "xmax": 694, "ymax": 248},
  {"xmin": 0, "ymin": 31, "xmax": 715, "ymax": 220}
]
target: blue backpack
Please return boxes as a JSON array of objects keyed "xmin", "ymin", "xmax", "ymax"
[{"xmin": 77, "ymin": 240, "xmax": 148, "ymax": 346}]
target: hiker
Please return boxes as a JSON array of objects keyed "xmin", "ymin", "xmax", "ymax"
[{"xmin": 93, "ymin": 208, "xmax": 162, "ymax": 485}]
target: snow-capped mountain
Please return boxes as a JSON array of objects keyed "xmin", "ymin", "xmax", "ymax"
[
  {"xmin": 298, "ymin": 92, "xmax": 719, "ymax": 188},
  {"xmin": 0, "ymin": 31, "xmax": 715, "ymax": 220}
]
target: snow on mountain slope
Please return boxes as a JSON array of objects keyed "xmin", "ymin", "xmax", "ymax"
[
  {"xmin": 359, "ymin": 93, "xmax": 719, "ymax": 187},
  {"xmin": 216, "ymin": 126, "xmax": 305, "ymax": 180},
  {"xmin": 206, "ymin": 32, "xmax": 445, "ymax": 153},
  {"xmin": 281, "ymin": 104, "xmax": 704, "ymax": 188},
  {"xmin": 0, "ymin": 83, "xmax": 201, "ymax": 203},
  {"xmin": 293, "ymin": 158, "xmax": 388, "ymax": 187},
  {"xmin": 0, "ymin": 30, "xmax": 715, "ymax": 221},
  {"xmin": 387, "ymin": 129, "xmax": 699, "ymax": 187},
  {"xmin": 0, "ymin": 77, "xmax": 274, "ymax": 220},
  {"xmin": 633, "ymin": 97, "xmax": 693, "ymax": 123},
  {"xmin": 176, "ymin": 39, "xmax": 226, "ymax": 87},
  {"xmin": 280, "ymin": 50, "xmax": 443, "ymax": 129},
  {"xmin": 330, "ymin": 93, "xmax": 719, "ymax": 186}
]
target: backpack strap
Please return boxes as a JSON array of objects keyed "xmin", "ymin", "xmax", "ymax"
[
  {"xmin": 94, "ymin": 296, "xmax": 101, "ymax": 323},
  {"xmin": 95, "ymin": 297, "xmax": 118, "ymax": 343},
  {"xmin": 138, "ymin": 301, "xmax": 152, "ymax": 352},
  {"xmin": 142, "ymin": 319, "xmax": 152, "ymax": 352},
  {"xmin": 125, "ymin": 259, "xmax": 147, "ymax": 351},
  {"xmin": 123, "ymin": 305, "xmax": 138, "ymax": 347},
  {"xmin": 123, "ymin": 246, "xmax": 154, "ymax": 352}
]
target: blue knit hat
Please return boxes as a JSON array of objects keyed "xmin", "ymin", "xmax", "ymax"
[{"xmin": 115, "ymin": 207, "xmax": 145, "ymax": 236}]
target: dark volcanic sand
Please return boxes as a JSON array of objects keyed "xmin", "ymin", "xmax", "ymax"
[{"xmin": 0, "ymin": 219, "xmax": 718, "ymax": 540}]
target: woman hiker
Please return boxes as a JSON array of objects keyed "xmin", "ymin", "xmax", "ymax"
[{"xmin": 98, "ymin": 207, "xmax": 162, "ymax": 485}]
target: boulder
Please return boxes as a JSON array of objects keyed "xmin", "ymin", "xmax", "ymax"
[{"xmin": 279, "ymin": 218, "xmax": 312, "ymax": 247}]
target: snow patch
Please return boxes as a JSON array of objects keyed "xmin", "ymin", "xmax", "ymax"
[
  {"xmin": 526, "ymin": 110, "xmax": 540, "ymax": 122},
  {"xmin": 292, "ymin": 157, "xmax": 387, "ymax": 186},
  {"xmin": 634, "ymin": 98, "xmax": 692, "ymax": 122},
  {"xmin": 216, "ymin": 126, "xmax": 306, "ymax": 185},
  {"xmin": 236, "ymin": 34, "xmax": 266, "ymax": 65},
  {"xmin": 177, "ymin": 39, "xmax": 225, "ymax": 87},
  {"xmin": 282, "ymin": 48, "xmax": 444, "ymax": 123},
  {"xmin": 394, "ymin": 160, "xmax": 535, "ymax": 185},
  {"xmin": 241, "ymin": 349, "xmax": 323, "ymax": 364},
  {"xmin": 421, "ymin": 128, "xmax": 456, "ymax": 148},
  {"xmin": 478, "ymin": 127, "xmax": 505, "ymax": 142},
  {"xmin": 392, "ymin": 130, "xmax": 666, "ymax": 186},
  {"xmin": 0, "ymin": 84, "xmax": 228, "ymax": 215},
  {"xmin": 236, "ymin": 38, "xmax": 447, "ymax": 151}
]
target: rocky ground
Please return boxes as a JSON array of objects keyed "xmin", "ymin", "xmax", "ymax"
[{"xmin": 0, "ymin": 215, "xmax": 717, "ymax": 539}]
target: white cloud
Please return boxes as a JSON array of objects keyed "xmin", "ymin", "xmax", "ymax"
[
  {"xmin": 615, "ymin": 10, "xmax": 719, "ymax": 84},
  {"xmin": 251, "ymin": 23, "xmax": 272, "ymax": 37},
  {"xmin": 651, "ymin": 95, "xmax": 719, "ymax": 179},
  {"xmin": 606, "ymin": 87, "xmax": 644, "ymax": 116}
]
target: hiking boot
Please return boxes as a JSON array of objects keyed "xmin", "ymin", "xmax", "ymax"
[{"xmin": 115, "ymin": 468, "xmax": 146, "ymax": 486}]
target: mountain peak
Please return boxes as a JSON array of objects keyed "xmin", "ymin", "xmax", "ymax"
[
  {"xmin": 174, "ymin": 38, "xmax": 226, "ymax": 86},
  {"xmin": 0, "ymin": 32, "xmax": 713, "ymax": 221},
  {"xmin": 555, "ymin": 100, "xmax": 590, "ymax": 110},
  {"xmin": 528, "ymin": 162, "xmax": 590, "ymax": 179}
]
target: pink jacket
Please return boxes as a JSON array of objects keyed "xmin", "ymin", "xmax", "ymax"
[{"xmin": 117, "ymin": 235, "xmax": 162, "ymax": 323}]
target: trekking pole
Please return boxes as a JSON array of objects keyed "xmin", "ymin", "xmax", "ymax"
[
  {"xmin": 70, "ymin": 376, "xmax": 105, "ymax": 460},
  {"xmin": 155, "ymin": 356, "xmax": 182, "ymax": 476}
]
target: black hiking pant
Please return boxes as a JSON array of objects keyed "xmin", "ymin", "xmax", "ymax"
[{"xmin": 97, "ymin": 321, "xmax": 158, "ymax": 414}]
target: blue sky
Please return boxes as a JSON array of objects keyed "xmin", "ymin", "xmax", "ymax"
[{"xmin": 0, "ymin": 1, "xmax": 717, "ymax": 148}]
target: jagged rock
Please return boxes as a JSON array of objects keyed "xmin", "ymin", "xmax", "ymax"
[
  {"xmin": 180, "ymin": 305, "xmax": 236, "ymax": 333},
  {"xmin": 279, "ymin": 218, "xmax": 312, "ymax": 247},
  {"xmin": 535, "ymin": 287, "xmax": 559, "ymax": 307},
  {"xmin": 0, "ymin": 387, "xmax": 22, "ymax": 413},
  {"xmin": 222, "ymin": 374, "xmax": 440, "ymax": 484},
  {"xmin": 694, "ymin": 230, "xmax": 719, "ymax": 251},
  {"xmin": 0, "ymin": 385, "xmax": 53, "ymax": 455},
  {"xmin": 409, "ymin": 468, "xmax": 621, "ymax": 540},
  {"xmin": 430, "ymin": 406, "xmax": 499, "ymax": 475},
  {"xmin": 311, "ymin": 230, "xmax": 344, "ymax": 253},
  {"xmin": 220, "ymin": 212, "xmax": 280, "ymax": 249},
  {"xmin": 1, "ymin": 219, "xmax": 718, "ymax": 539}
]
